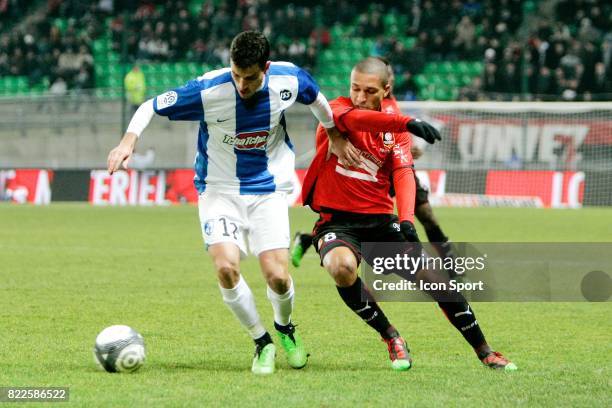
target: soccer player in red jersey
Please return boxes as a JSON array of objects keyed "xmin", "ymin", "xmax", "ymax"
[
  {"xmin": 292, "ymin": 60, "xmax": 459, "ymax": 277},
  {"xmin": 301, "ymin": 57, "xmax": 517, "ymax": 371}
]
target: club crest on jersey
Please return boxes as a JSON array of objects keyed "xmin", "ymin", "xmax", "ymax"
[
  {"xmin": 204, "ymin": 220, "xmax": 214, "ymax": 235},
  {"xmin": 383, "ymin": 132, "xmax": 395, "ymax": 148},
  {"xmin": 280, "ymin": 89, "xmax": 292, "ymax": 101},
  {"xmin": 225, "ymin": 130, "xmax": 269, "ymax": 150}
]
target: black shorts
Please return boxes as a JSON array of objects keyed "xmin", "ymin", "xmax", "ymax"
[
  {"xmin": 312, "ymin": 211, "xmax": 406, "ymax": 265},
  {"xmin": 414, "ymin": 173, "xmax": 429, "ymax": 206}
]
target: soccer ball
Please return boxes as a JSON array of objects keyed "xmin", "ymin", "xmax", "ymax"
[{"xmin": 93, "ymin": 325, "xmax": 146, "ymax": 373}]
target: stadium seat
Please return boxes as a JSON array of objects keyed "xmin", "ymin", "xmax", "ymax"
[
  {"xmin": 92, "ymin": 40, "xmax": 106, "ymax": 55},
  {"xmin": 331, "ymin": 24, "xmax": 348, "ymax": 40},
  {"xmin": 402, "ymin": 37, "xmax": 416, "ymax": 49},
  {"xmin": 174, "ymin": 63, "xmax": 188, "ymax": 76},
  {"xmin": 159, "ymin": 63, "xmax": 172, "ymax": 74},
  {"xmin": 423, "ymin": 63, "xmax": 438, "ymax": 75},
  {"xmin": 456, "ymin": 62, "xmax": 470, "ymax": 75},
  {"xmin": 446, "ymin": 74, "xmax": 460, "ymax": 87},
  {"xmin": 470, "ymin": 61, "xmax": 484, "ymax": 76},
  {"xmin": 140, "ymin": 64, "xmax": 154, "ymax": 76},
  {"xmin": 414, "ymin": 74, "xmax": 428, "ymax": 88},
  {"xmin": 461, "ymin": 74, "xmax": 473, "ymax": 86},
  {"xmin": 106, "ymin": 52, "xmax": 119, "ymax": 63},
  {"xmin": 107, "ymin": 76, "xmax": 121, "ymax": 88}
]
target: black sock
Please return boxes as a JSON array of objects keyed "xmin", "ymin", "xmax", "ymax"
[
  {"xmin": 425, "ymin": 224, "xmax": 448, "ymax": 244},
  {"xmin": 299, "ymin": 233, "xmax": 313, "ymax": 252},
  {"xmin": 254, "ymin": 332, "xmax": 273, "ymax": 350},
  {"xmin": 438, "ymin": 300, "xmax": 486, "ymax": 349},
  {"xmin": 336, "ymin": 277, "xmax": 397, "ymax": 339},
  {"xmin": 274, "ymin": 321, "xmax": 295, "ymax": 335}
]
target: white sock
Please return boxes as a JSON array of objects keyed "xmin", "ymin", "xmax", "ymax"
[
  {"xmin": 219, "ymin": 276, "xmax": 266, "ymax": 339},
  {"xmin": 267, "ymin": 279, "xmax": 295, "ymax": 326}
]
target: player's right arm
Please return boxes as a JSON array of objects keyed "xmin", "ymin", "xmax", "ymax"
[
  {"xmin": 107, "ymin": 80, "xmax": 205, "ymax": 174},
  {"xmin": 336, "ymin": 107, "xmax": 441, "ymax": 144},
  {"xmin": 292, "ymin": 67, "xmax": 361, "ymax": 167}
]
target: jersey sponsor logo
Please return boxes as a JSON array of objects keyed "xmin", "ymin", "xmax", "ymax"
[
  {"xmin": 156, "ymin": 91, "xmax": 178, "ymax": 110},
  {"xmin": 360, "ymin": 150, "xmax": 384, "ymax": 167},
  {"xmin": 216, "ymin": 117, "xmax": 230, "ymax": 123},
  {"xmin": 223, "ymin": 130, "xmax": 270, "ymax": 150},
  {"xmin": 280, "ymin": 89, "xmax": 292, "ymax": 101},
  {"xmin": 382, "ymin": 132, "xmax": 395, "ymax": 148}
]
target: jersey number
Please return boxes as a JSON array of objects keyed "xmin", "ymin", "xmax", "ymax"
[
  {"xmin": 220, "ymin": 217, "xmax": 238, "ymax": 240},
  {"xmin": 324, "ymin": 232, "xmax": 337, "ymax": 242}
]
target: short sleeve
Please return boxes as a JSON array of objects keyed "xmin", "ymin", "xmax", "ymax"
[
  {"xmin": 153, "ymin": 80, "xmax": 204, "ymax": 121},
  {"xmin": 296, "ymin": 68, "xmax": 320, "ymax": 105}
]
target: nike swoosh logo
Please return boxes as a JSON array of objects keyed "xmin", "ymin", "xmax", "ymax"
[{"xmin": 216, "ymin": 118, "xmax": 230, "ymax": 123}]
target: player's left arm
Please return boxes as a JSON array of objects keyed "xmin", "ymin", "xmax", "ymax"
[
  {"xmin": 338, "ymin": 109, "xmax": 441, "ymax": 144},
  {"xmin": 295, "ymin": 67, "xmax": 361, "ymax": 167},
  {"xmin": 391, "ymin": 134, "xmax": 419, "ymax": 241}
]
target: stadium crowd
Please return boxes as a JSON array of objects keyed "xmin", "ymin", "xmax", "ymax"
[{"xmin": 0, "ymin": 0, "xmax": 610, "ymax": 100}]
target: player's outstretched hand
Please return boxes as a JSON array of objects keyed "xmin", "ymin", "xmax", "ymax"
[
  {"xmin": 406, "ymin": 119, "xmax": 441, "ymax": 144},
  {"xmin": 107, "ymin": 132, "xmax": 138, "ymax": 175},
  {"xmin": 326, "ymin": 127, "xmax": 362, "ymax": 167}
]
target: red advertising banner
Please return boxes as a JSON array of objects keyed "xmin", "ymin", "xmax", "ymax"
[
  {"xmin": 486, "ymin": 171, "xmax": 584, "ymax": 208},
  {"xmin": 0, "ymin": 169, "xmax": 53, "ymax": 204},
  {"xmin": 89, "ymin": 170, "xmax": 168, "ymax": 206},
  {"xmin": 88, "ymin": 169, "xmax": 306, "ymax": 206},
  {"xmin": 436, "ymin": 114, "xmax": 612, "ymax": 166},
  {"xmin": 0, "ymin": 168, "xmax": 590, "ymax": 208}
]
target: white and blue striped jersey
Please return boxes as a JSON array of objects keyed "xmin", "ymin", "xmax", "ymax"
[{"xmin": 153, "ymin": 61, "xmax": 320, "ymax": 195}]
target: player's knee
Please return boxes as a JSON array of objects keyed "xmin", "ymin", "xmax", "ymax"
[
  {"xmin": 267, "ymin": 273, "xmax": 290, "ymax": 293},
  {"xmin": 325, "ymin": 255, "xmax": 358, "ymax": 287},
  {"xmin": 262, "ymin": 262, "xmax": 290, "ymax": 291},
  {"xmin": 215, "ymin": 261, "xmax": 240, "ymax": 287},
  {"xmin": 259, "ymin": 251, "xmax": 290, "ymax": 292}
]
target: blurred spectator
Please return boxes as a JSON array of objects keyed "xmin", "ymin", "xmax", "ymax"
[
  {"xmin": 482, "ymin": 62, "xmax": 498, "ymax": 93},
  {"xmin": 394, "ymin": 71, "xmax": 418, "ymax": 101},
  {"xmin": 453, "ymin": 16, "xmax": 476, "ymax": 59},
  {"xmin": 459, "ymin": 77, "xmax": 484, "ymax": 101},
  {"xmin": 49, "ymin": 76, "xmax": 67, "ymax": 96},
  {"xmin": 124, "ymin": 65, "xmax": 146, "ymax": 114},
  {"xmin": 590, "ymin": 62, "xmax": 612, "ymax": 99}
]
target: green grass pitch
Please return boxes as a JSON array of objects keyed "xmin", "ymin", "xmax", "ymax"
[{"xmin": 0, "ymin": 204, "xmax": 610, "ymax": 406}]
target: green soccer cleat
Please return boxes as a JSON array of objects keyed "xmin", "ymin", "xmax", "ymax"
[
  {"xmin": 480, "ymin": 351, "xmax": 518, "ymax": 371},
  {"xmin": 275, "ymin": 323, "xmax": 308, "ymax": 369},
  {"xmin": 383, "ymin": 336, "xmax": 412, "ymax": 371},
  {"xmin": 251, "ymin": 343, "xmax": 276, "ymax": 375},
  {"xmin": 291, "ymin": 232, "xmax": 313, "ymax": 268}
]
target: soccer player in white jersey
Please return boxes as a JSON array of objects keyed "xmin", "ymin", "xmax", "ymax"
[{"xmin": 107, "ymin": 31, "xmax": 360, "ymax": 375}]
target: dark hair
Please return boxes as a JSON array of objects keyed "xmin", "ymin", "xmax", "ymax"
[
  {"xmin": 230, "ymin": 31, "xmax": 270, "ymax": 70},
  {"xmin": 353, "ymin": 57, "xmax": 390, "ymax": 86}
]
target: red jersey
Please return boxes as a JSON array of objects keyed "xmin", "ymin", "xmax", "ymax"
[
  {"xmin": 302, "ymin": 96, "xmax": 416, "ymax": 222},
  {"xmin": 382, "ymin": 96, "xmax": 401, "ymax": 114}
]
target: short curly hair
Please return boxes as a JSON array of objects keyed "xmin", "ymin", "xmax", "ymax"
[{"xmin": 230, "ymin": 31, "xmax": 270, "ymax": 70}]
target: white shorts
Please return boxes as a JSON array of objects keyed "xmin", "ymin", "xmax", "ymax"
[{"xmin": 198, "ymin": 191, "xmax": 290, "ymax": 257}]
